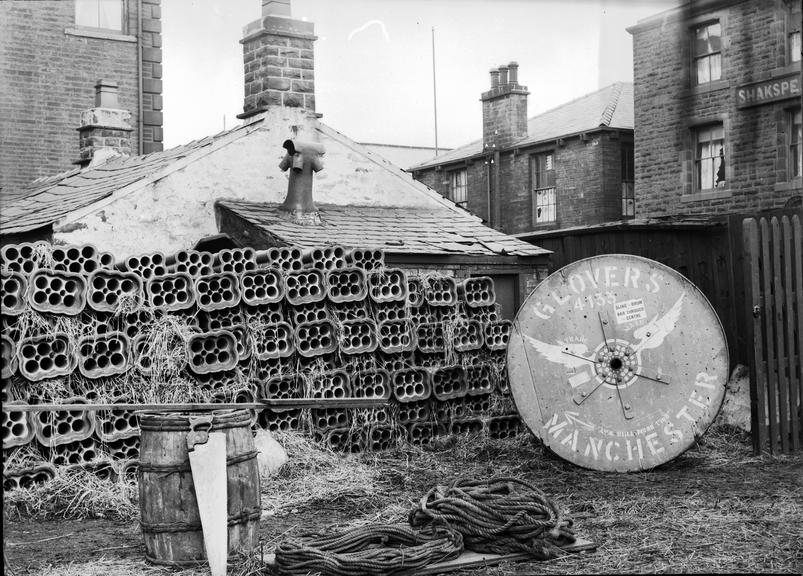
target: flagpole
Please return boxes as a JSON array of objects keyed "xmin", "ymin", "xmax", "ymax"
[{"xmin": 432, "ymin": 26, "xmax": 439, "ymax": 156}]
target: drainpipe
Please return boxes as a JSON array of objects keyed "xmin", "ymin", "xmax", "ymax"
[
  {"xmin": 137, "ymin": 0, "xmax": 143, "ymax": 154},
  {"xmin": 493, "ymin": 150, "xmax": 501, "ymax": 229}
]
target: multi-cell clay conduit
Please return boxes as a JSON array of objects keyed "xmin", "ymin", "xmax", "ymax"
[{"xmin": 2, "ymin": 240, "xmax": 517, "ymax": 482}]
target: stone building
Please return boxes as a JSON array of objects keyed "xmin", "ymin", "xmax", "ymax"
[
  {"xmin": 0, "ymin": 0, "xmax": 164, "ymax": 198},
  {"xmin": 627, "ymin": 0, "xmax": 802, "ymax": 217},
  {"xmin": 409, "ymin": 67, "xmax": 635, "ymax": 235},
  {"xmin": 0, "ymin": 0, "xmax": 550, "ymax": 319}
]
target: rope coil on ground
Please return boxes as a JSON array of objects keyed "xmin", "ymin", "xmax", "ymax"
[
  {"xmin": 273, "ymin": 476, "xmax": 575, "ymax": 575},
  {"xmin": 273, "ymin": 523, "xmax": 463, "ymax": 576},
  {"xmin": 408, "ymin": 476, "xmax": 575, "ymax": 559}
]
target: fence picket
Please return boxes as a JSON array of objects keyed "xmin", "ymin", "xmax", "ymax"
[
  {"xmin": 782, "ymin": 216, "xmax": 799, "ymax": 452},
  {"xmin": 743, "ymin": 218, "xmax": 768, "ymax": 453},
  {"xmin": 759, "ymin": 218, "xmax": 780, "ymax": 454},
  {"xmin": 771, "ymin": 217, "xmax": 790, "ymax": 453}
]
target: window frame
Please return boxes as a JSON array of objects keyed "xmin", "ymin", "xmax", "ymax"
[
  {"xmin": 531, "ymin": 151, "xmax": 556, "ymax": 225},
  {"xmin": 75, "ymin": 0, "xmax": 125, "ymax": 33},
  {"xmin": 789, "ymin": 1, "xmax": 802, "ymax": 65},
  {"xmin": 790, "ymin": 107, "xmax": 802, "ymax": 180},
  {"xmin": 621, "ymin": 142, "xmax": 635, "ymax": 217},
  {"xmin": 449, "ymin": 168, "xmax": 468, "ymax": 207},
  {"xmin": 693, "ymin": 123, "xmax": 726, "ymax": 192},
  {"xmin": 691, "ymin": 20, "xmax": 722, "ymax": 86}
]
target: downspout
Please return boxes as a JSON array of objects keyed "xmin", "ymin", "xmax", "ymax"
[
  {"xmin": 493, "ymin": 150, "xmax": 501, "ymax": 230},
  {"xmin": 136, "ymin": 0, "xmax": 143, "ymax": 154},
  {"xmin": 486, "ymin": 158, "xmax": 492, "ymax": 226}
]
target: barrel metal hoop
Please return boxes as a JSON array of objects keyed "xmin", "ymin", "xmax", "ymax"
[
  {"xmin": 138, "ymin": 420, "xmax": 250, "ymax": 432},
  {"xmin": 140, "ymin": 507, "xmax": 262, "ymax": 533},
  {"xmin": 139, "ymin": 450, "xmax": 258, "ymax": 473}
]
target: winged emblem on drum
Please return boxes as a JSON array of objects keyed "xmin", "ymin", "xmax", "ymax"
[{"xmin": 523, "ymin": 293, "xmax": 686, "ymax": 389}]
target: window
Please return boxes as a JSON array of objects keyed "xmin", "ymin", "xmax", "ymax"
[
  {"xmin": 693, "ymin": 21, "xmax": 722, "ymax": 85},
  {"xmin": 75, "ymin": 0, "xmax": 123, "ymax": 31},
  {"xmin": 791, "ymin": 30, "xmax": 801, "ymax": 63},
  {"xmin": 621, "ymin": 143, "xmax": 635, "ymax": 217},
  {"xmin": 791, "ymin": 108, "xmax": 802, "ymax": 179},
  {"xmin": 449, "ymin": 169, "xmax": 468, "ymax": 206},
  {"xmin": 532, "ymin": 152, "xmax": 556, "ymax": 224},
  {"xmin": 694, "ymin": 125, "xmax": 726, "ymax": 191}
]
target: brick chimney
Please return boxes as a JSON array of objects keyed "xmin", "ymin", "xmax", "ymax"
[
  {"xmin": 239, "ymin": 0, "xmax": 316, "ymax": 118},
  {"xmin": 76, "ymin": 80, "xmax": 133, "ymax": 167},
  {"xmin": 481, "ymin": 61, "xmax": 529, "ymax": 150}
]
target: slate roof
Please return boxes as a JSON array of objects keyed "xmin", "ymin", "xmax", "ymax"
[
  {"xmin": 216, "ymin": 199, "xmax": 550, "ymax": 258},
  {"xmin": 0, "ymin": 120, "xmax": 263, "ymax": 235},
  {"xmin": 411, "ymin": 82, "xmax": 633, "ymax": 170},
  {"xmin": 358, "ymin": 143, "xmax": 452, "ymax": 171}
]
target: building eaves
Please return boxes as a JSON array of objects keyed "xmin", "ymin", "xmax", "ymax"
[{"xmin": 216, "ymin": 199, "xmax": 551, "ymax": 258}]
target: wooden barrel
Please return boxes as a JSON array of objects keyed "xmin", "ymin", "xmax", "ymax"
[{"xmin": 137, "ymin": 409, "xmax": 260, "ymax": 566}]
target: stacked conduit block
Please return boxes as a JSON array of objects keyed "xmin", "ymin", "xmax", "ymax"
[
  {"xmin": 168, "ymin": 249, "xmax": 214, "ymax": 276},
  {"xmin": 28, "ymin": 270, "xmax": 87, "ymax": 315},
  {"xmin": 87, "ymin": 270, "xmax": 143, "ymax": 313},
  {"xmin": 120, "ymin": 252, "xmax": 167, "ymax": 280},
  {"xmin": 305, "ymin": 246, "xmax": 348, "ymax": 271},
  {"xmin": 2, "ymin": 402, "xmax": 35, "ymax": 448},
  {"xmin": 187, "ymin": 330, "xmax": 239, "ymax": 374},
  {"xmin": 213, "ymin": 248, "xmax": 257, "ymax": 274},
  {"xmin": 484, "ymin": 320, "xmax": 512, "ymax": 350},
  {"xmin": 459, "ymin": 276, "xmax": 496, "ymax": 308},
  {"xmin": 241, "ymin": 268, "xmax": 285, "ymax": 306},
  {"xmin": 77, "ymin": 332, "xmax": 130, "ymax": 378},
  {"xmin": 146, "ymin": 272, "xmax": 195, "ymax": 311},
  {"xmin": 195, "ymin": 272, "xmax": 241, "ymax": 311},
  {"xmin": 32, "ymin": 397, "xmax": 95, "ymax": 447},
  {"xmin": 2, "ymin": 334, "xmax": 17, "ymax": 378},
  {"xmin": 0, "ymin": 242, "xmax": 519, "ymax": 485},
  {"xmin": 50, "ymin": 244, "xmax": 101, "ymax": 276},
  {"xmin": 2, "ymin": 271, "xmax": 28, "ymax": 316},
  {"xmin": 3, "ymin": 463, "xmax": 56, "ymax": 491}
]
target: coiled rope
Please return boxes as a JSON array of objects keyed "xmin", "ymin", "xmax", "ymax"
[
  {"xmin": 273, "ymin": 476, "xmax": 575, "ymax": 575},
  {"xmin": 273, "ymin": 523, "xmax": 463, "ymax": 576},
  {"xmin": 409, "ymin": 476, "xmax": 575, "ymax": 560}
]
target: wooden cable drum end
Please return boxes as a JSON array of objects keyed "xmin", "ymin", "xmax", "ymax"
[{"xmin": 507, "ymin": 254, "xmax": 729, "ymax": 472}]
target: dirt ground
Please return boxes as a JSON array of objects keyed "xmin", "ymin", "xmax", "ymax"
[{"xmin": 4, "ymin": 423, "xmax": 803, "ymax": 576}]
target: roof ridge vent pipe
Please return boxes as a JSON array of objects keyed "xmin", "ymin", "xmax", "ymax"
[{"xmin": 278, "ymin": 137, "xmax": 325, "ymax": 225}]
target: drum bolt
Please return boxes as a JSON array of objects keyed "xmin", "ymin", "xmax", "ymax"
[{"xmin": 624, "ymin": 403, "xmax": 631, "ymax": 410}]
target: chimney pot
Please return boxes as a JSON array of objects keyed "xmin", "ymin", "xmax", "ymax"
[
  {"xmin": 508, "ymin": 61, "xmax": 519, "ymax": 84},
  {"xmin": 262, "ymin": 0, "xmax": 291, "ymax": 17},
  {"xmin": 489, "ymin": 68, "xmax": 500, "ymax": 88},
  {"xmin": 76, "ymin": 79, "xmax": 132, "ymax": 168},
  {"xmin": 498, "ymin": 65, "xmax": 509, "ymax": 85},
  {"xmin": 95, "ymin": 79, "xmax": 119, "ymax": 108}
]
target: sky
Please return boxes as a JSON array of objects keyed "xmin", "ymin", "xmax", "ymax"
[{"xmin": 161, "ymin": 0, "xmax": 679, "ymax": 150}]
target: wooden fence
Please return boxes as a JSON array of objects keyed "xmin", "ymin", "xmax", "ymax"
[{"xmin": 740, "ymin": 213, "xmax": 802, "ymax": 454}]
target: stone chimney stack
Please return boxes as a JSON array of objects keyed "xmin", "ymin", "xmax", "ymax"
[
  {"xmin": 239, "ymin": 0, "xmax": 317, "ymax": 118},
  {"xmin": 76, "ymin": 80, "xmax": 133, "ymax": 167},
  {"xmin": 481, "ymin": 61, "xmax": 529, "ymax": 150}
]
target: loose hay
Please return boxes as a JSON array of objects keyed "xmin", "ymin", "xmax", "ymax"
[{"xmin": 3, "ymin": 467, "xmax": 138, "ymax": 522}]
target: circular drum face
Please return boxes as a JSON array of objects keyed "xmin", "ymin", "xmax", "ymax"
[{"xmin": 507, "ymin": 255, "xmax": 729, "ymax": 472}]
